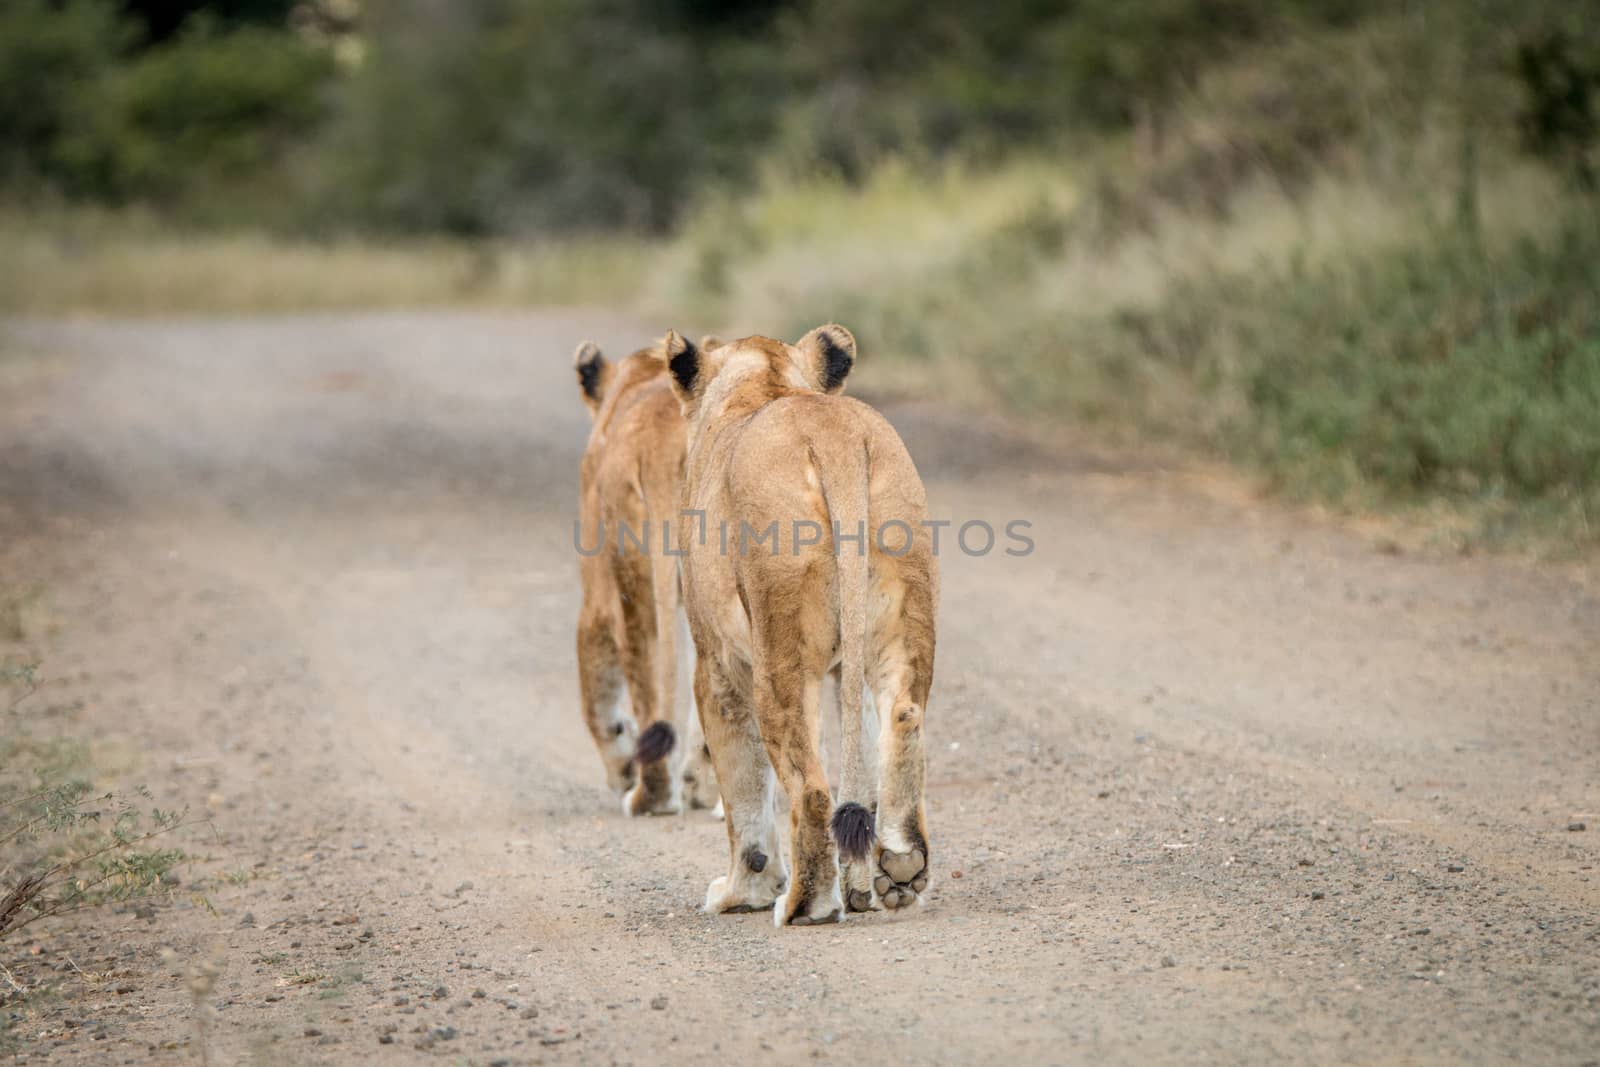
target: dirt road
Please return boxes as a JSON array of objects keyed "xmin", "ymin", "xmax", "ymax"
[{"xmin": 1, "ymin": 312, "xmax": 1596, "ymax": 1065}]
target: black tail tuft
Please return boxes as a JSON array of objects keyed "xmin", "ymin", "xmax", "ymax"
[
  {"xmin": 830, "ymin": 802, "xmax": 875, "ymax": 862},
  {"xmin": 634, "ymin": 720, "xmax": 676, "ymax": 765}
]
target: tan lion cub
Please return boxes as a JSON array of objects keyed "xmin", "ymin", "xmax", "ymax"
[
  {"xmin": 660, "ymin": 326, "xmax": 937, "ymax": 926},
  {"xmin": 573, "ymin": 340, "xmax": 719, "ymax": 816}
]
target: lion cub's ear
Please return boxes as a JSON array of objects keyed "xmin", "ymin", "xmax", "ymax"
[
  {"xmin": 796, "ymin": 324, "xmax": 856, "ymax": 394},
  {"xmin": 574, "ymin": 341, "xmax": 611, "ymax": 418},
  {"xmin": 661, "ymin": 330, "xmax": 703, "ymax": 412},
  {"xmin": 697, "ymin": 334, "xmax": 724, "ymax": 352}
]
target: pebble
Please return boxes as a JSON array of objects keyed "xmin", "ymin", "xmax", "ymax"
[
  {"xmin": 651, "ymin": 995, "xmax": 668, "ymax": 1010},
  {"xmin": 430, "ymin": 1026, "xmax": 458, "ymax": 1042},
  {"xmin": 1311, "ymin": 891, "xmax": 1325, "ymax": 901},
  {"xmin": 433, "ymin": 985, "xmax": 449, "ymax": 1000},
  {"xmin": 1569, "ymin": 821, "xmax": 1587, "ymax": 832}
]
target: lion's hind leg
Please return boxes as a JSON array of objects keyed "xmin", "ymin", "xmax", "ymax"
[
  {"xmin": 873, "ymin": 697, "xmax": 929, "ymax": 910},
  {"xmin": 871, "ymin": 619, "xmax": 934, "ymax": 911},
  {"xmin": 614, "ymin": 552, "xmax": 678, "ymax": 816},
  {"xmin": 698, "ymin": 661, "xmax": 786, "ymax": 913},
  {"xmin": 759, "ymin": 671, "xmax": 843, "ymax": 927},
  {"xmin": 577, "ymin": 607, "xmax": 634, "ymax": 795}
]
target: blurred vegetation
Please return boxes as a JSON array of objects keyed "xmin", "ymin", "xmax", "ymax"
[
  {"xmin": 2, "ymin": 0, "xmax": 1598, "ymax": 547},
  {"xmin": 0, "ymin": 1, "xmax": 330, "ymax": 222},
  {"xmin": 12, "ymin": 0, "xmax": 1594, "ymax": 235}
]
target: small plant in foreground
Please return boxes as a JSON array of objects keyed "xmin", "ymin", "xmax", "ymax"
[{"xmin": 1, "ymin": 660, "xmax": 194, "ymax": 944}]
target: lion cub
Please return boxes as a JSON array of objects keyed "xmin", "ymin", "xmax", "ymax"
[
  {"xmin": 573, "ymin": 340, "xmax": 718, "ymax": 816},
  {"xmin": 660, "ymin": 326, "xmax": 937, "ymax": 925}
]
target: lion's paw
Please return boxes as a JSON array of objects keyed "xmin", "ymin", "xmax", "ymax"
[
  {"xmin": 774, "ymin": 876, "xmax": 843, "ymax": 927},
  {"xmin": 873, "ymin": 847, "xmax": 928, "ymax": 911},
  {"xmin": 704, "ymin": 855, "xmax": 785, "ymax": 915},
  {"xmin": 623, "ymin": 787, "xmax": 680, "ymax": 817},
  {"xmin": 623, "ymin": 766, "xmax": 680, "ymax": 817},
  {"xmin": 841, "ymin": 859, "xmax": 876, "ymax": 912}
]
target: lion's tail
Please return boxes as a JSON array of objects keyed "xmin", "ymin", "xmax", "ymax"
[
  {"xmin": 636, "ymin": 463, "xmax": 680, "ymax": 770},
  {"xmin": 825, "ymin": 441, "xmax": 874, "ymax": 863}
]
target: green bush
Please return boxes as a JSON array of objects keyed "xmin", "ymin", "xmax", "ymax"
[
  {"xmin": 326, "ymin": 0, "xmax": 772, "ymax": 235},
  {"xmin": 1516, "ymin": 28, "xmax": 1600, "ymax": 189},
  {"xmin": 1233, "ymin": 220, "xmax": 1600, "ymax": 505},
  {"xmin": 53, "ymin": 23, "xmax": 333, "ymax": 209},
  {"xmin": 0, "ymin": 0, "xmax": 131, "ymax": 188}
]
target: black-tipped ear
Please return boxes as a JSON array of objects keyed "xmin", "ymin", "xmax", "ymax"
[
  {"xmin": 663, "ymin": 330, "xmax": 701, "ymax": 401},
  {"xmin": 797, "ymin": 324, "xmax": 856, "ymax": 394},
  {"xmin": 573, "ymin": 341, "xmax": 610, "ymax": 416}
]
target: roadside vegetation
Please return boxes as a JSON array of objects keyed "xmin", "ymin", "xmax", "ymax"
[
  {"xmin": 0, "ymin": 655, "xmax": 192, "ymax": 949},
  {"xmin": 2, "ymin": 0, "xmax": 1597, "ymax": 549}
]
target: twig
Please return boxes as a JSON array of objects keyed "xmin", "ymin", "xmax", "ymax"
[
  {"xmin": 0, "ymin": 871, "xmax": 45, "ymax": 938},
  {"xmin": 0, "ymin": 786, "xmax": 58, "ymax": 814},
  {"xmin": 2, "ymin": 662, "xmax": 39, "ymax": 713},
  {"xmin": 0, "ymin": 961, "xmax": 24, "ymax": 994}
]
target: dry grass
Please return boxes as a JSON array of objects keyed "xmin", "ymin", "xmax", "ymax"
[
  {"xmin": 0, "ymin": 210, "xmax": 657, "ymax": 317},
  {"xmin": 646, "ymin": 158, "xmax": 1078, "ymax": 325}
]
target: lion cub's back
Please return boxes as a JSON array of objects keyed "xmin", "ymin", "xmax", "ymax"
[
  {"xmin": 730, "ymin": 393, "xmax": 927, "ymax": 523},
  {"xmin": 588, "ymin": 375, "xmax": 686, "ymax": 521}
]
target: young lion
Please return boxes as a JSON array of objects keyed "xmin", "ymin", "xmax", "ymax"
[
  {"xmin": 660, "ymin": 326, "xmax": 937, "ymax": 925},
  {"xmin": 573, "ymin": 340, "xmax": 719, "ymax": 816}
]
